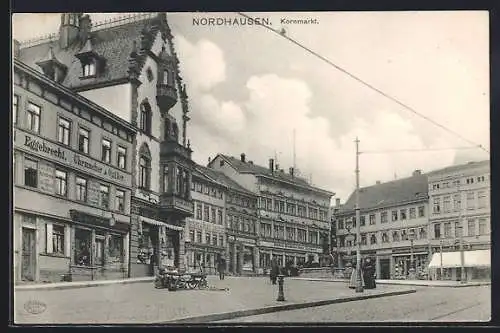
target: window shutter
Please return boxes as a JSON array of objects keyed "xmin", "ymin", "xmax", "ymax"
[{"xmin": 46, "ymin": 223, "xmax": 53, "ymax": 253}]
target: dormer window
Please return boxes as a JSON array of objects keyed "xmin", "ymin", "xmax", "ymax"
[
  {"xmin": 83, "ymin": 61, "xmax": 96, "ymax": 77},
  {"xmin": 76, "ymin": 37, "xmax": 104, "ymax": 79}
]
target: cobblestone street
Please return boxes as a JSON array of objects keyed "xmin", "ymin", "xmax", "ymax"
[
  {"xmin": 216, "ymin": 285, "xmax": 491, "ymax": 322},
  {"xmin": 14, "ymin": 276, "xmax": 412, "ymax": 324}
]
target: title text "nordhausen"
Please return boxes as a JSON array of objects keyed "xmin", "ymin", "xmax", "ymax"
[{"xmin": 193, "ymin": 17, "xmax": 271, "ymax": 26}]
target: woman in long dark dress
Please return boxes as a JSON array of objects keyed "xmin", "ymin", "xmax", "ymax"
[{"xmin": 270, "ymin": 258, "xmax": 279, "ymax": 285}]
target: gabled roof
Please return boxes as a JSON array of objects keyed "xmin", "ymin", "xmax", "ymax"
[
  {"xmin": 426, "ymin": 160, "xmax": 490, "ymax": 177},
  {"xmin": 17, "ymin": 15, "xmax": 166, "ymax": 90},
  {"xmin": 194, "ymin": 164, "xmax": 255, "ymax": 197},
  {"xmin": 339, "ymin": 173, "xmax": 429, "ymax": 213},
  {"xmin": 212, "ymin": 154, "xmax": 335, "ymax": 196}
]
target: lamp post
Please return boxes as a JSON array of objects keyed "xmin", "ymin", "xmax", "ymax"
[
  {"xmin": 456, "ymin": 180, "xmax": 466, "ymax": 283},
  {"xmin": 439, "ymin": 238, "xmax": 444, "ymax": 280},
  {"xmin": 354, "ymin": 137, "xmax": 363, "ymax": 293},
  {"xmin": 408, "ymin": 229, "xmax": 416, "ymax": 280}
]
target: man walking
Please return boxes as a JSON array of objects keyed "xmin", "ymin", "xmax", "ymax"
[{"xmin": 217, "ymin": 256, "xmax": 226, "ymax": 280}]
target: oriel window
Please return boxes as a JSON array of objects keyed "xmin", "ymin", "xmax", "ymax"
[
  {"xmin": 78, "ymin": 128, "xmax": 90, "ymax": 154},
  {"xmin": 117, "ymin": 146, "xmax": 127, "ymax": 169},
  {"xmin": 101, "ymin": 139, "xmax": 111, "ymax": 163},
  {"xmin": 76, "ymin": 177, "xmax": 87, "ymax": 202},
  {"xmin": 26, "ymin": 102, "xmax": 41, "ymax": 133},
  {"xmin": 163, "ymin": 165, "xmax": 169, "ymax": 193},
  {"xmin": 57, "ymin": 117, "xmax": 71, "ymax": 146},
  {"xmin": 55, "ymin": 169, "xmax": 67, "ymax": 196},
  {"xmin": 163, "ymin": 70, "xmax": 169, "ymax": 84}
]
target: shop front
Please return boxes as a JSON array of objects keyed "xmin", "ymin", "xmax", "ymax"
[
  {"xmin": 392, "ymin": 249, "xmax": 429, "ymax": 280},
  {"xmin": 228, "ymin": 236, "xmax": 258, "ymax": 275},
  {"xmin": 427, "ymin": 249, "xmax": 490, "ymax": 281},
  {"xmin": 185, "ymin": 243, "xmax": 225, "ymax": 274},
  {"xmin": 258, "ymin": 240, "xmax": 322, "ymax": 271}
]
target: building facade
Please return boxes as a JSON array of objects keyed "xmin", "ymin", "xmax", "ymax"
[
  {"xmin": 13, "ymin": 59, "xmax": 136, "ymax": 283},
  {"xmin": 334, "ymin": 170, "xmax": 430, "ymax": 280},
  {"xmin": 16, "ymin": 13, "xmax": 196, "ymax": 278},
  {"xmin": 208, "ymin": 154, "xmax": 334, "ymax": 272},
  {"xmin": 427, "ymin": 160, "xmax": 491, "ymax": 281},
  {"xmin": 184, "ymin": 165, "xmax": 227, "ymax": 274}
]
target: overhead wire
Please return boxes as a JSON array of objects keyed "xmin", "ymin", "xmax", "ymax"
[{"xmin": 236, "ymin": 12, "xmax": 489, "ymax": 155}]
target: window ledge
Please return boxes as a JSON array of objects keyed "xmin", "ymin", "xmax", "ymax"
[{"xmin": 41, "ymin": 253, "xmax": 70, "ymax": 259}]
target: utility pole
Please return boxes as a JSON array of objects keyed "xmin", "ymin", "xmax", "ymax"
[{"xmin": 354, "ymin": 137, "xmax": 363, "ymax": 292}]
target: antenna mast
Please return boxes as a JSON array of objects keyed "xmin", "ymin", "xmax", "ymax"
[{"xmin": 293, "ymin": 129, "xmax": 296, "ymax": 169}]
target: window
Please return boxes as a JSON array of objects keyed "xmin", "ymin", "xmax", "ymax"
[
  {"xmin": 196, "ymin": 203, "xmax": 202, "ymax": 220},
  {"xmin": 297, "ymin": 229, "xmax": 306, "ymax": 242},
  {"xmin": 116, "ymin": 189, "xmax": 125, "ymax": 212},
  {"xmin": 370, "ymin": 234, "xmax": 377, "ymax": 245},
  {"xmin": 401, "ymin": 230, "xmax": 408, "ymax": 241},
  {"xmin": 196, "ymin": 231, "xmax": 202, "ymax": 243},
  {"xmin": 74, "ymin": 228, "xmax": 91, "ymax": 266},
  {"xmin": 55, "ymin": 170, "xmax": 67, "ymax": 196},
  {"xmin": 219, "ymin": 235, "xmax": 224, "ymax": 247},
  {"xmin": 287, "ymin": 203, "xmax": 296, "ymax": 215},
  {"xmin": 78, "ymin": 128, "xmax": 90, "ymax": 154},
  {"xmin": 27, "ymin": 102, "xmax": 41, "ymax": 133},
  {"xmin": 49, "ymin": 224, "xmax": 65, "ymax": 255},
  {"xmin": 57, "ymin": 117, "xmax": 71, "ymax": 145},
  {"xmin": 211, "ymin": 207, "xmax": 216, "ymax": 223},
  {"xmin": 298, "ymin": 205, "xmax": 306, "ymax": 217},
  {"xmin": 361, "ymin": 234, "xmax": 367, "ymax": 245},
  {"xmin": 204, "ymin": 185, "xmax": 210, "ymax": 195},
  {"xmin": 138, "ymin": 148, "xmax": 151, "ymax": 190},
  {"xmin": 392, "ymin": 230, "xmax": 400, "ymax": 242},
  {"xmin": 196, "ymin": 182, "xmax": 202, "ymax": 193},
  {"xmin": 478, "ymin": 191, "xmax": 487, "ymax": 208},
  {"xmin": 100, "ymin": 184, "xmax": 109, "ymax": 208},
  {"xmin": 418, "ymin": 206, "xmax": 425, "ymax": 217},
  {"xmin": 360, "ymin": 216, "xmax": 366, "ymax": 226},
  {"xmin": 382, "ymin": 232, "xmax": 389, "ymax": 243},
  {"xmin": 212, "ymin": 233, "xmax": 217, "ymax": 246},
  {"xmin": 419, "ymin": 227, "xmax": 427, "ymax": 239},
  {"xmin": 444, "ymin": 222, "xmax": 451, "ymax": 238},
  {"xmin": 162, "ymin": 165, "xmax": 170, "ymax": 193},
  {"xmin": 83, "ymin": 62, "xmax": 96, "ymax": 77},
  {"xmin": 409, "ymin": 208, "xmax": 416, "ymax": 219},
  {"xmin": 434, "ymin": 224, "xmax": 441, "ymax": 239},
  {"xmin": 467, "ymin": 219, "xmax": 476, "ymax": 237},
  {"xmin": 309, "ymin": 231, "xmax": 318, "ymax": 244},
  {"xmin": 76, "ymin": 177, "xmax": 87, "ymax": 201},
  {"xmin": 117, "ymin": 146, "xmax": 127, "ymax": 169},
  {"xmin": 139, "ymin": 102, "xmax": 152, "ymax": 135},
  {"xmin": 443, "ymin": 196, "xmax": 451, "ymax": 213},
  {"xmin": 108, "ymin": 234, "xmax": 124, "ymax": 264},
  {"xmin": 205, "ymin": 233, "xmax": 211, "ymax": 244},
  {"xmin": 466, "ymin": 192, "xmax": 475, "ymax": 210},
  {"xmin": 279, "ymin": 201, "xmax": 285, "ymax": 213},
  {"xmin": 338, "ymin": 218, "xmax": 344, "ymax": 230},
  {"xmin": 455, "ymin": 221, "xmax": 463, "ymax": 238},
  {"xmin": 478, "ymin": 218, "xmax": 488, "ymax": 235},
  {"xmin": 381, "ymin": 212, "xmax": 388, "ymax": 223},
  {"xmin": 286, "ymin": 227, "xmax": 295, "ymax": 241},
  {"xmin": 101, "ymin": 139, "xmax": 111, "ymax": 163},
  {"xmin": 203, "ymin": 205, "xmax": 209, "ymax": 222},
  {"xmin": 392, "ymin": 210, "xmax": 398, "ymax": 221},
  {"xmin": 13, "ymin": 95, "xmax": 18, "ymax": 126},
  {"xmin": 188, "ymin": 230, "xmax": 195, "ymax": 243},
  {"xmin": 369, "ymin": 214, "xmax": 376, "ymax": 225},
  {"xmin": 453, "ymin": 194, "xmax": 461, "ymax": 211},
  {"xmin": 400, "ymin": 209, "xmax": 407, "ymax": 220},
  {"xmin": 24, "ymin": 158, "xmax": 38, "ymax": 187},
  {"xmin": 163, "ymin": 70, "xmax": 170, "ymax": 84},
  {"xmin": 217, "ymin": 210, "xmax": 223, "ymax": 225},
  {"xmin": 433, "ymin": 198, "xmax": 440, "ymax": 214}
]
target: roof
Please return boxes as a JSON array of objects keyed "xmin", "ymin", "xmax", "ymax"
[
  {"xmin": 339, "ymin": 173, "xmax": 429, "ymax": 213},
  {"xmin": 17, "ymin": 14, "xmax": 166, "ymax": 90},
  {"xmin": 194, "ymin": 164, "xmax": 255, "ymax": 197},
  {"xmin": 426, "ymin": 160, "xmax": 490, "ymax": 177},
  {"xmin": 214, "ymin": 154, "xmax": 335, "ymax": 196}
]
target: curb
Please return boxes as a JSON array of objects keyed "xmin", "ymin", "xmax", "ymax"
[
  {"xmin": 291, "ymin": 278, "xmax": 491, "ymax": 288},
  {"xmin": 161, "ymin": 288, "xmax": 417, "ymax": 323},
  {"xmin": 14, "ymin": 277, "xmax": 155, "ymax": 292}
]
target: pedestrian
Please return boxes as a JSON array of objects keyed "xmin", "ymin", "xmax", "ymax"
[
  {"xmin": 217, "ymin": 256, "xmax": 226, "ymax": 280},
  {"xmin": 363, "ymin": 257, "xmax": 376, "ymax": 289},
  {"xmin": 270, "ymin": 257, "xmax": 279, "ymax": 285}
]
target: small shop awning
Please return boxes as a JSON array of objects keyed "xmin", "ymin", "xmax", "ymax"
[
  {"xmin": 141, "ymin": 216, "xmax": 184, "ymax": 231},
  {"xmin": 428, "ymin": 249, "xmax": 490, "ymax": 269}
]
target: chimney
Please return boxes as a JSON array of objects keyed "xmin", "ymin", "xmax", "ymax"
[
  {"xmin": 413, "ymin": 169, "xmax": 422, "ymax": 176},
  {"xmin": 12, "ymin": 39, "xmax": 20, "ymax": 58},
  {"xmin": 376, "ymin": 180, "xmax": 381, "ymax": 185},
  {"xmin": 240, "ymin": 153, "xmax": 246, "ymax": 163},
  {"xmin": 269, "ymin": 158, "xmax": 275, "ymax": 172},
  {"xmin": 79, "ymin": 15, "xmax": 92, "ymax": 43},
  {"xmin": 335, "ymin": 198, "xmax": 340, "ymax": 207},
  {"xmin": 289, "ymin": 167, "xmax": 294, "ymax": 177}
]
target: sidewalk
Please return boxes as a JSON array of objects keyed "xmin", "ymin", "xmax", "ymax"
[
  {"xmin": 14, "ymin": 276, "xmax": 154, "ymax": 291},
  {"xmin": 291, "ymin": 277, "xmax": 491, "ymax": 287},
  {"xmin": 14, "ymin": 276, "xmax": 416, "ymax": 324}
]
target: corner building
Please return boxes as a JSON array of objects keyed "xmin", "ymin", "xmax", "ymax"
[
  {"xmin": 208, "ymin": 154, "xmax": 334, "ymax": 271},
  {"xmin": 13, "ymin": 59, "xmax": 136, "ymax": 282},
  {"xmin": 16, "ymin": 13, "xmax": 196, "ymax": 278}
]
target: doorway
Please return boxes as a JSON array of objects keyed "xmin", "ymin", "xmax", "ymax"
[
  {"xmin": 379, "ymin": 259, "xmax": 391, "ymax": 279},
  {"xmin": 21, "ymin": 228, "xmax": 36, "ymax": 281}
]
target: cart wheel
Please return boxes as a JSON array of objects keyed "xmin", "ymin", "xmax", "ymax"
[
  {"xmin": 187, "ymin": 281, "xmax": 197, "ymax": 289},
  {"xmin": 198, "ymin": 280, "xmax": 208, "ymax": 289}
]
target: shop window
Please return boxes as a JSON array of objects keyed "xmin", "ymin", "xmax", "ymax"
[
  {"xmin": 100, "ymin": 184, "xmax": 109, "ymax": 208},
  {"xmin": 55, "ymin": 169, "xmax": 67, "ymax": 196},
  {"xmin": 117, "ymin": 146, "xmax": 127, "ymax": 169},
  {"xmin": 76, "ymin": 177, "xmax": 87, "ymax": 202},
  {"xmin": 108, "ymin": 234, "xmax": 124, "ymax": 264},
  {"xmin": 24, "ymin": 158, "xmax": 38, "ymax": 188},
  {"xmin": 101, "ymin": 138, "xmax": 111, "ymax": 163},
  {"xmin": 116, "ymin": 189, "xmax": 125, "ymax": 212},
  {"xmin": 78, "ymin": 128, "xmax": 90, "ymax": 154},
  {"xmin": 95, "ymin": 234, "xmax": 105, "ymax": 266},
  {"xmin": 74, "ymin": 228, "xmax": 92, "ymax": 266},
  {"xmin": 26, "ymin": 102, "xmax": 41, "ymax": 133},
  {"xmin": 57, "ymin": 117, "xmax": 71, "ymax": 146}
]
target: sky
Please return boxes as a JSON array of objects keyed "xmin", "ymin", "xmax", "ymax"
[{"xmin": 12, "ymin": 12, "xmax": 490, "ymax": 202}]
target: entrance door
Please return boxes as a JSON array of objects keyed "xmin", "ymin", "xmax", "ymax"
[
  {"xmin": 380, "ymin": 259, "xmax": 390, "ymax": 279},
  {"xmin": 21, "ymin": 228, "xmax": 36, "ymax": 281}
]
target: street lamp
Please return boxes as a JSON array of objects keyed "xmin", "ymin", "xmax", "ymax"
[
  {"xmin": 353, "ymin": 137, "xmax": 363, "ymax": 293},
  {"xmin": 408, "ymin": 229, "xmax": 416, "ymax": 279},
  {"xmin": 455, "ymin": 224, "xmax": 466, "ymax": 283}
]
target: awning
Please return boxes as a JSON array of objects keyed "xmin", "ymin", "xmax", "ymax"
[
  {"xmin": 428, "ymin": 249, "xmax": 490, "ymax": 269},
  {"xmin": 141, "ymin": 216, "xmax": 184, "ymax": 231}
]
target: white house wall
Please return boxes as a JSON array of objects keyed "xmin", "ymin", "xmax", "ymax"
[{"xmin": 78, "ymin": 83, "xmax": 132, "ymax": 123}]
